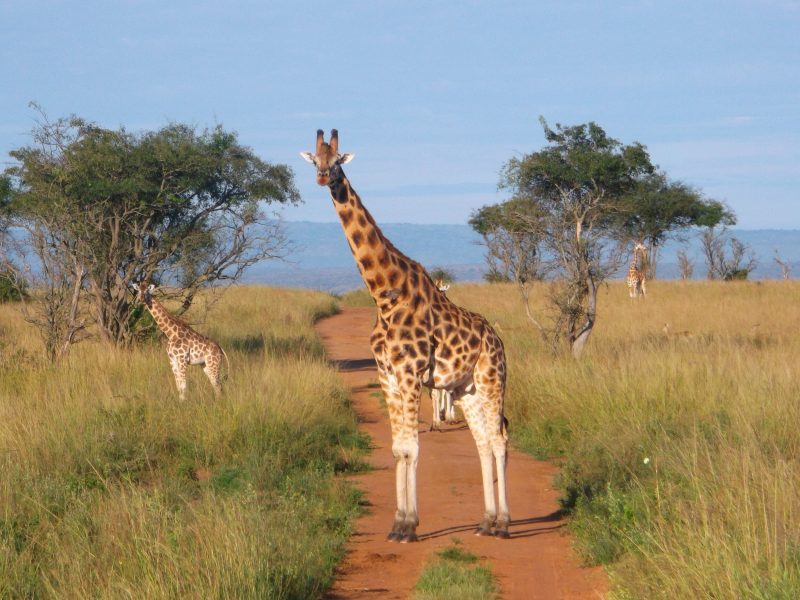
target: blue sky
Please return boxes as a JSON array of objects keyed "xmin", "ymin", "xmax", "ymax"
[{"xmin": 1, "ymin": 0, "xmax": 798, "ymax": 227}]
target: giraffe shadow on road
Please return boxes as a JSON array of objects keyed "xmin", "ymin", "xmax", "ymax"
[
  {"xmin": 330, "ymin": 357, "xmax": 377, "ymax": 372},
  {"xmin": 417, "ymin": 510, "xmax": 566, "ymax": 541}
]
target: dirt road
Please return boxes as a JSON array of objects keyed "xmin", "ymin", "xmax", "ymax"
[{"xmin": 317, "ymin": 307, "xmax": 607, "ymax": 599}]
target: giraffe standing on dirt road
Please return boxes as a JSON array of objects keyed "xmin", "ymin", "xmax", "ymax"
[{"xmin": 301, "ymin": 130, "xmax": 509, "ymax": 542}]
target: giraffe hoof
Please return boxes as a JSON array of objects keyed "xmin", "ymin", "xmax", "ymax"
[
  {"xmin": 494, "ymin": 529, "xmax": 510, "ymax": 539},
  {"xmin": 474, "ymin": 527, "xmax": 493, "ymax": 537},
  {"xmin": 399, "ymin": 533, "xmax": 418, "ymax": 543},
  {"xmin": 386, "ymin": 531, "xmax": 401, "ymax": 542}
]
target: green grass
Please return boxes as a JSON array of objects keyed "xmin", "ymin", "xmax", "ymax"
[
  {"xmin": 0, "ymin": 286, "xmax": 366, "ymax": 599},
  {"xmin": 443, "ymin": 280, "xmax": 800, "ymax": 599},
  {"xmin": 336, "ymin": 288, "xmax": 374, "ymax": 308},
  {"xmin": 413, "ymin": 542, "xmax": 497, "ymax": 600}
]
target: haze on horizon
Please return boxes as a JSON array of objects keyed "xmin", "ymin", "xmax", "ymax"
[{"xmin": 1, "ymin": 1, "xmax": 798, "ymax": 229}]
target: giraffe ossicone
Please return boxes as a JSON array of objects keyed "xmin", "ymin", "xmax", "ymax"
[
  {"xmin": 302, "ymin": 130, "xmax": 510, "ymax": 542},
  {"xmin": 131, "ymin": 282, "xmax": 229, "ymax": 400}
]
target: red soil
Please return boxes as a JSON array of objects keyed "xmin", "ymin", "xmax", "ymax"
[{"xmin": 317, "ymin": 307, "xmax": 608, "ymax": 599}]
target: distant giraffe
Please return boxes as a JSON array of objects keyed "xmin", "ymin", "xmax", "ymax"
[
  {"xmin": 132, "ymin": 283, "xmax": 229, "ymax": 400},
  {"xmin": 302, "ymin": 130, "xmax": 509, "ymax": 541},
  {"xmin": 627, "ymin": 242, "xmax": 647, "ymax": 299},
  {"xmin": 430, "ymin": 278, "xmax": 457, "ymax": 430}
]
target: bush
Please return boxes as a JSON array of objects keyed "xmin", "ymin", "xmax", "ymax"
[{"xmin": 0, "ymin": 268, "xmax": 27, "ymax": 302}]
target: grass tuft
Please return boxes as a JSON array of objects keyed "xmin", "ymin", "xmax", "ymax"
[{"xmin": 414, "ymin": 542, "xmax": 497, "ymax": 600}]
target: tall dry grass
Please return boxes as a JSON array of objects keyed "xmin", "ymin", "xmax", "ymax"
[
  {"xmin": 0, "ymin": 286, "xmax": 365, "ymax": 599},
  {"xmin": 444, "ymin": 280, "xmax": 800, "ymax": 599}
]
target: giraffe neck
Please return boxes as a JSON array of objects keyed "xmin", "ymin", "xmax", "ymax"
[
  {"xmin": 631, "ymin": 248, "xmax": 643, "ymax": 271},
  {"xmin": 146, "ymin": 297, "xmax": 184, "ymax": 340},
  {"xmin": 328, "ymin": 174, "xmax": 429, "ymax": 312}
]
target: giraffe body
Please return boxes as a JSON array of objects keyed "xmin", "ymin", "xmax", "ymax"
[
  {"xmin": 132, "ymin": 284, "xmax": 228, "ymax": 400},
  {"xmin": 302, "ymin": 131, "xmax": 509, "ymax": 541},
  {"xmin": 627, "ymin": 242, "xmax": 647, "ymax": 299}
]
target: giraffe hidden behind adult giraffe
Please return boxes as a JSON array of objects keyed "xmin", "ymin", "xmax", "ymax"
[{"xmin": 301, "ymin": 130, "xmax": 510, "ymax": 542}]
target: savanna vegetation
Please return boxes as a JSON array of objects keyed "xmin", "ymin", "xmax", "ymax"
[
  {"xmin": 413, "ymin": 542, "xmax": 497, "ymax": 600},
  {"xmin": 1, "ymin": 111, "xmax": 796, "ymax": 599},
  {"xmin": 0, "ymin": 286, "xmax": 367, "ymax": 599},
  {"xmin": 441, "ymin": 279, "xmax": 800, "ymax": 599},
  {"xmin": 2, "ymin": 276, "xmax": 798, "ymax": 599}
]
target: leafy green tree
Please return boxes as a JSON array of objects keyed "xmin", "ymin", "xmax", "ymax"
[
  {"xmin": 3, "ymin": 109, "xmax": 299, "ymax": 350},
  {"xmin": 618, "ymin": 172, "xmax": 735, "ymax": 277},
  {"xmin": 484, "ymin": 118, "xmax": 655, "ymax": 357}
]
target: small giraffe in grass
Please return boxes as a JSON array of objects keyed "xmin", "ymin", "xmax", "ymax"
[
  {"xmin": 132, "ymin": 283, "xmax": 229, "ymax": 400},
  {"xmin": 626, "ymin": 241, "xmax": 647, "ymax": 299},
  {"xmin": 430, "ymin": 278, "xmax": 458, "ymax": 430},
  {"xmin": 302, "ymin": 130, "xmax": 509, "ymax": 541}
]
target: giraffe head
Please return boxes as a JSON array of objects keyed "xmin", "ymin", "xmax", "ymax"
[
  {"xmin": 132, "ymin": 282, "xmax": 156, "ymax": 308},
  {"xmin": 300, "ymin": 129, "xmax": 354, "ymax": 186}
]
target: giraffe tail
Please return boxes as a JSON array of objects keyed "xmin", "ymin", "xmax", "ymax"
[{"xmin": 220, "ymin": 346, "xmax": 231, "ymax": 382}]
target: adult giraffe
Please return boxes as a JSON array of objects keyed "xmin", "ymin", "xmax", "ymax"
[
  {"xmin": 626, "ymin": 241, "xmax": 647, "ymax": 299},
  {"xmin": 301, "ymin": 130, "xmax": 509, "ymax": 542}
]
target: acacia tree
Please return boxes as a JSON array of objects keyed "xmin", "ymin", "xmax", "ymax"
[
  {"xmin": 484, "ymin": 118, "xmax": 655, "ymax": 358},
  {"xmin": 773, "ymin": 249, "xmax": 792, "ymax": 280},
  {"xmin": 701, "ymin": 226, "xmax": 758, "ymax": 280},
  {"xmin": 617, "ymin": 172, "xmax": 735, "ymax": 277},
  {"xmin": 4, "ymin": 110, "xmax": 299, "ymax": 350},
  {"xmin": 676, "ymin": 248, "xmax": 695, "ymax": 280},
  {"xmin": 468, "ymin": 197, "xmax": 546, "ymax": 284}
]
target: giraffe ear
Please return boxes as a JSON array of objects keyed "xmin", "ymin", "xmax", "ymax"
[
  {"xmin": 299, "ymin": 152, "xmax": 316, "ymax": 163},
  {"xmin": 338, "ymin": 153, "xmax": 354, "ymax": 165}
]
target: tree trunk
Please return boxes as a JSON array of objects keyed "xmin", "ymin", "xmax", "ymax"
[
  {"xmin": 647, "ymin": 240, "xmax": 658, "ymax": 279},
  {"xmin": 570, "ymin": 270, "xmax": 597, "ymax": 359}
]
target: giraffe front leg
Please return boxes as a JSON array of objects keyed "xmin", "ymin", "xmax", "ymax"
[
  {"xmin": 391, "ymin": 434, "xmax": 420, "ymax": 543},
  {"xmin": 377, "ymin": 368, "xmax": 407, "ymax": 541},
  {"xmin": 381, "ymin": 367, "xmax": 422, "ymax": 542}
]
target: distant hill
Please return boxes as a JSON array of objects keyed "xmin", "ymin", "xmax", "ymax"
[{"xmin": 244, "ymin": 222, "xmax": 800, "ymax": 293}]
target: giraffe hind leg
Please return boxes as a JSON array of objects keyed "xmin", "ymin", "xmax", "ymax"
[
  {"xmin": 170, "ymin": 358, "xmax": 188, "ymax": 401},
  {"xmin": 457, "ymin": 384, "xmax": 510, "ymax": 538},
  {"xmin": 203, "ymin": 359, "xmax": 222, "ymax": 396}
]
